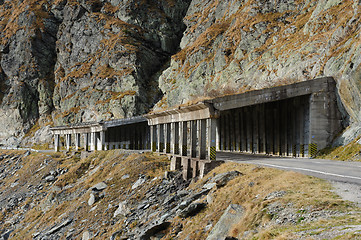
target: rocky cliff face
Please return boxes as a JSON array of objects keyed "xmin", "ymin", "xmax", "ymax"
[
  {"xmin": 0, "ymin": 0, "xmax": 190, "ymax": 146},
  {"xmin": 158, "ymin": 0, "xmax": 361, "ymax": 124},
  {"xmin": 0, "ymin": 0, "xmax": 361, "ymax": 146}
]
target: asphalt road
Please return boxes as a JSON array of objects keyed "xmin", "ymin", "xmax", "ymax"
[{"xmin": 217, "ymin": 152, "xmax": 361, "ymax": 185}]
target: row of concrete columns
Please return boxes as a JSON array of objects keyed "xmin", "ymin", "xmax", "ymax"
[
  {"xmin": 150, "ymin": 118, "xmax": 217, "ymax": 161},
  {"xmin": 54, "ymin": 122, "xmax": 151, "ymax": 152},
  {"xmin": 105, "ymin": 123, "xmax": 150, "ymax": 150},
  {"xmin": 54, "ymin": 131, "xmax": 106, "ymax": 152},
  {"xmin": 218, "ymin": 95, "xmax": 313, "ymax": 157}
]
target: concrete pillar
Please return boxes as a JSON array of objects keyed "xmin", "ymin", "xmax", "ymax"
[
  {"xmin": 273, "ymin": 104, "xmax": 280, "ymax": 155},
  {"xmin": 240, "ymin": 108, "xmax": 246, "ymax": 152},
  {"xmin": 119, "ymin": 128, "xmax": 124, "ymax": 149},
  {"xmin": 180, "ymin": 121, "xmax": 188, "ymax": 156},
  {"xmin": 90, "ymin": 132, "xmax": 96, "ymax": 151},
  {"xmin": 216, "ymin": 118, "xmax": 220, "ymax": 151},
  {"xmin": 96, "ymin": 132, "xmax": 105, "ymax": 151},
  {"xmin": 303, "ymin": 96, "xmax": 311, "ymax": 157},
  {"xmin": 181, "ymin": 157, "xmax": 192, "ymax": 180},
  {"xmin": 172, "ymin": 122, "xmax": 179, "ymax": 155},
  {"xmin": 252, "ymin": 106, "xmax": 259, "ymax": 153},
  {"xmin": 246, "ymin": 107, "xmax": 252, "ymax": 152},
  {"xmin": 280, "ymin": 100, "xmax": 288, "ymax": 156},
  {"xmin": 287, "ymin": 100, "xmax": 294, "ymax": 156},
  {"xmin": 294, "ymin": 98, "xmax": 301, "ymax": 157},
  {"xmin": 300, "ymin": 96, "xmax": 308, "ymax": 157},
  {"xmin": 150, "ymin": 125, "xmax": 156, "ymax": 152},
  {"xmin": 165, "ymin": 123, "xmax": 171, "ymax": 153},
  {"xmin": 190, "ymin": 120, "xmax": 197, "ymax": 158},
  {"xmin": 158, "ymin": 124, "xmax": 164, "ymax": 152},
  {"xmin": 66, "ymin": 134, "xmax": 71, "ymax": 151},
  {"xmin": 129, "ymin": 127, "xmax": 134, "ymax": 149},
  {"xmin": 170, "ymin": 156, "xmax": 182, "ymax": 171},
  {"xmin": 229, "ymin": 111, "xmax": 235, "ymax": 151},
  {"xmin": 83, "ymin": 133, "xmax": 89, "ymax": 151},
  {"xmin": 208, "ymin": 118, "xmax": 217, "ymax": 160},
  {"xmin": 54, "ymin": 134, "xmax": 60, "ymax": 152},
  {"xmin": 224, "ymin": 113, "xmax": 230, "ymax": 151},
  {"xmin": 220, "ymin": 115, "xmax": 225, "ymax": 150},
  {"xmin": 199, "ymin": 119, "xmax": 207, "ymax": 159},
  {"xmin": 235, "ymin": 110, "xmax": 241, "ymax": 151},
  {"xmin": 170, "ymin": 122, "xmax": 174, "ymax": 154},
  {"xmin": 265, "ymin": 104, "xmax": 273, "ymax": 154},
  {"xmin": 75, "ymin": 133, "xmax": 81, "ymax": 151},
  {"xmin": 259, "ymin": 104, "xmax": 266, "ymax": 154}
]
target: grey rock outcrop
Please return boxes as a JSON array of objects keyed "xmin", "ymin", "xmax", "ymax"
[
  {"xmin": 157, "ymin": 0, "xmax": 361, "ymax": 138},
  {"xmin": 206, "ymin": 204, "xmax": 244, "ymax": 240},
  {"xmin": 0, "ymin": 0, "xmax": 191, "ymax": 146}
]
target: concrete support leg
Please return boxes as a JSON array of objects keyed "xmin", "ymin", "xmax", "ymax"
[
  {"xmin": 265, "ymin": 104, "xmax": 273, "ymax": 155},
  {"xmin": 273, "ymin": 104, "xmax": 280, "ymax": 155},
  {"xmin": 216, "ymin": 118, "xmax": 220, "ymax": 151},
  {"xmin": 119, "ymin": 128, "xmax": 124, "ymax": 149},
  {"xmin": 259, "ymin": 104, "xmax": 266, "ymax": 154},
  {"xmin": 129, "ymin": 127, "xmax": 134, "ymax": 149},
  {"xmin": 90, "ymin": 132, "xmax": 96, "ymax": 151},
  {"xmin": 229, "ymin": 112, "xmax": 235, "ymax": 151},
  {"xmin": 287, "ymin": 100, "xmax": 294, "ymax": 156},
  {"xmin": 208, "ymin": 118, "xmax": 217, "ymax": 161},
  {"xmin": 225, "ymin": 113, "xmax": 231, "ymax": 151},
  {"xmin": 83, "ymin": 133, "xmax": 89, "ymax": 151},
  {"xmin": 98, "ymin": 131, "xmax": 107, "ymax": 151},
  {"xmin": 170, "ymin": 122, "xmax": 175, "ymax": 154},
  {"xmin": 240, "ymin": 108, "xmax": 246, "ymax": 152},
  {"xmin": 181, "ymin": 157, "xmax": 192, "ymax": 180},
  {"xmin": 246, "ymin": 108, "xmax": 252, "ymax": 153},
  {"xmin": 170, "ymin": 156, "xmax": 182, "ymax": 171},
  {"xmin": 296, "ymin": 99, "xmax": 303, "ymax": 157},
  {"xmin": 190, "ymin": 120, "xmax": 197, "ymax": 158},
  {"xmin": 163, "ymin": 123, "xmax": 169, "ymax": 153},
  {"xmin": 281, "ymin": 100, "xmax": 288, "ymax": 156},
  {"xmin": 75, "ymin": 133, "xmax": 80, "ymax": 151},
  {"xmin": 253, "ymin": 106, "xmax": 259, "ymax": 153},
  {"xmin": 199, "ymin": 119, "xmax": 207, "ymax": 159},
  {"xmin": 235, "ymin": 110, "xmax": 241, "ymax": 152},
  {"xmin": 54, "ymin": 134, "xmax": 60, "ymax": 152},
  {"xmin": 180, "ymin": 121, "xmax": 188, "ymax": 156},
  {"xmin": 158, "ymin": 124, "xmax": 164, "ymax": 152},
  {"xmin": 172, "ymin": 122, "xmax": 179, "ymax": 155},
  {"xmin": 151, "ymin": 125, "xmax": 156, "ymax": 152},
  {"xmin": 220, "ymin": 115, "xmax": 225, "ymax": 150},
  {"xmin": 66, "ymin": 134, "xmax": 71, "ymax": 152}
]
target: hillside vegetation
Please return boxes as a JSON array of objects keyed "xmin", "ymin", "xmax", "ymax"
[{"xmin": 0, "ymin": 149, "xmax": 360, "ymax": 239}]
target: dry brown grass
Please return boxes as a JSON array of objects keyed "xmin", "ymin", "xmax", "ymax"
[
  {"xmin": 319, "ymin": 137, "xmax": 361, "ymax": 162},
  {"xmin": 10, "ymin": 150, "xmax": 170, "ymax": 239},
  {"xmin": 169, "ymin": 162, "xmax": 359, "ymax": 239}
]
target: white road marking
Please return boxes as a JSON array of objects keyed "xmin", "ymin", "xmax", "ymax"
[{"xmin": 251, "ymin": 163, "xmax": 361, "ymax": 181}]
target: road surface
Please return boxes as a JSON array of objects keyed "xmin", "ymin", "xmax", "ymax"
[{"xmin": 217, "ymin": 152, "xmax": 361, "ymax": 185}]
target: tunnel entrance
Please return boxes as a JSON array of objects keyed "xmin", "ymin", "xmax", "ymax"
[{"xmin": 218, "ymin": 95, "xmax": 311, "ymax": 157}]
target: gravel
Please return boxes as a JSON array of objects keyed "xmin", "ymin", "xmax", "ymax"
[{"xmin": 331, "ymin": 181, "xmax": 361, "ymax": 207}]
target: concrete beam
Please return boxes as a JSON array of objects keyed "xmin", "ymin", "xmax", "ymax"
[
  {"xmin": 212, "ymin": 77, "xmax": 334, "ymax": 111},
  {"xmin": 145, "ymin": 102, "xmax": 218, "ymax": 125}
]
